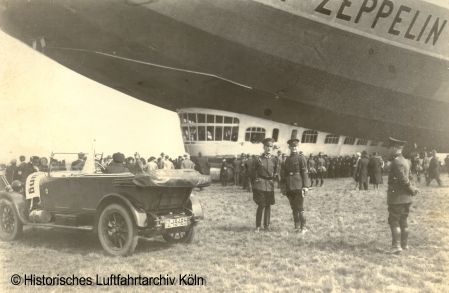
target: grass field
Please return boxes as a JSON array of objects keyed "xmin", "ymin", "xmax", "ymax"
[{"xmin": 1, "ymin": 176, "xmax": 448, "ymax": 292}]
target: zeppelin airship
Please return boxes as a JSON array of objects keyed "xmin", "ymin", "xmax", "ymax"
[{"xmin": 1, "ymin": 0, "xmax": 448, "ymax": 150}]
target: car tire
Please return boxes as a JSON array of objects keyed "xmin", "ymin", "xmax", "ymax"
[
  {"xmin": 162, "ymin": 224, "xmax": 195, "ymax": 244},
  {"xmin": 0, "ymin": 198, "xmax": 23, "ymax": 241},
  {"xmin": 97, "ymin": 203, "xmax": 138, "ymax": 256}
]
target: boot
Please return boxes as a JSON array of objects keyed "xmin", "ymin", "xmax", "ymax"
[
  {"xmin": 299, "ymin": 211, "xmax": 307, "ymax": 234},
  {"xmin": 401, "ymin": 227, "xmax": 409, "ymax": 250},
  {"xmin": 294, "ymin": 221, "xmax": 300, "ymax": 232},
  {"xmin": 256, "ymin": 206, "xmax": 263, "ymax": 229},
  {"xmin": 390, "ymin": 226, "xmax": 402, "ymax": 254},
  {"xmin": 263, "ymin": 206, "xmax": 271, "ymax": 231}
]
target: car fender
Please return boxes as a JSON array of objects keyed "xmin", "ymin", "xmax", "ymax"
[
  {"xmin": 0, "ymin": 191, "xmax": 29, "ymax": 224},
  {"xmin": 96, "ymin": 193, "xmax": 147, "ymax": 228},
  {"xmin": 189, "ymin": 194, "xmax": 204, "ymax": 220}
]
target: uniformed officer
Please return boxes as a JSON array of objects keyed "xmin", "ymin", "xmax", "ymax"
[
  {"xmin": 307, "ymin": 154, "xmax": 316, "ymax": 186},
  {"xmin": 253, "ymin": 138, "xmax": 278, "ymax": 232},
  {"xmin": 316, "ymin": 152, "xmax": 326, "ymax": 186},
  {"xmin": 281, "ymin": 138, "xmax": 310, "ymax": 233},
  {"xmin": 386, "ymin": 137, "xmax": 419, "ymax": 254}
]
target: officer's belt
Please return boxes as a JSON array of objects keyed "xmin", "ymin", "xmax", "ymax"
[
  {"xmin": 288, "ymin": 172, "xmax": 300, "ymax": 175},
  {"xmin": 257, "ymin": 175, "xmax": 274, "ymax": 180}
]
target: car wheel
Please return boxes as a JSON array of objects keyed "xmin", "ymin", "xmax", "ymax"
[
  {"xmin": 97, "ymin": 203, "xmax": 138, "ymax": 256},
  {"xmin": 0, "ymin": 198, "xmax": 23, "ymax": 241},
  {"xmin": 162, "ymin": 225, "xmax": 195, "ymax": 244}
]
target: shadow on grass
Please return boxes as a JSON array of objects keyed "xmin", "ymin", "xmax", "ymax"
[
  {"xmin": 215, "ymin": 224, "xmax": 254, "ymax": 233},
  {"xmin": 305, "ymin": 237, "xmax": 394, "ymax": 265},
  {"xmin": 14, "ymin": 227, "xmax": 172, "ymax": 256},
  {"xmin": 307, "ymin": 238, "xmax": 384, "ymax": 254}
]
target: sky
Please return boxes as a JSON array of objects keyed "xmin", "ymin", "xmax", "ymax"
[
  {"xmin": 0, "ymin": 31, "xmax": 185, "ymax": 164},
  {"xmin": 425, "ymin": 0, "xmax": 449, "ymax": 8}
]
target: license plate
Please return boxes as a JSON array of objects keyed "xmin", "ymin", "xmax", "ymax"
[{"xmin": 164, "ymin": 217, "xmax": 189, "ymax": 229}]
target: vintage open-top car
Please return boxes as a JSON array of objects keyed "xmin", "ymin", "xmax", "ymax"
[{"xmin": 0, "ymin": 153, "xmax": 208, "ymax": 256}]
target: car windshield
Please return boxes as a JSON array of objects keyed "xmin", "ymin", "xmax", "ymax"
[{"xmin": 50, "ymin": 153, "xmax": 87, "ymax": 172}]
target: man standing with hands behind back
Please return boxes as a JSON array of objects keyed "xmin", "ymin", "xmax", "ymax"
[
  {"xmin": 386, "ymin": 137, "xmax": 419, "ymax": 254},
  {"xmin": 281, "ymin": 137, "xmax": 310, "ymax": 233}
]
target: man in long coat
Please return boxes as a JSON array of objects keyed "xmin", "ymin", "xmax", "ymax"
[
  {"xmin": 368, "ymin": 152, "xmax": 384, "ymax": 189},
  {"xmin": 427, "ymin": 150, "xmax": 442, "ymax": 186},
  {"xmin": 356, "ymin": 151, "xmax": 370, "ymax": 190},
  {"xmin": 232, "ymin": 155, "xmax": 242, "ymax": 186},
  {"xmin": 195, "ymin": 152, "xmax": 210, "ymax": 175}
]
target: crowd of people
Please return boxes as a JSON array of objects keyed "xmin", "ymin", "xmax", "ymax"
[
  {"xmin": 2, "ymin": 149, "xmax": 447, "ymax": 189},
  {"xmin": 2, "ymin": 151, "xmax": 212, "ymax": 186},
  {"xmin": 243, "ymin": 136, "xmax": 447, "ymax": 255},
  {"xmin": 218, "ymin": 149, "xmax": 448, "ymax": 191}
]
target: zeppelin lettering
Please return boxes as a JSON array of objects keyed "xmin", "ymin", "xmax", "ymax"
[{"xmin": 314, "ymin": 0, "xmax": 447, "ymax": 46}]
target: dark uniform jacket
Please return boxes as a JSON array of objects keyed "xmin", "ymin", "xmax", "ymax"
[
  {"xmin": 232, "ymin": 159, "xmax": 241, "ymax": 173},
  {"xmin": 387, "ymin": 154, "xmax": 416, "ymax": 205},
  {"xmin": 282, "ymin": 153, "xmax": 309, "ymax": 192},
  {"xmin": 253, "ymin": 154, "xmax": 278, "ymax": 192},
  {"xmin": 316, "ymin": 157, "xmax": 326, "ymax": 172}
]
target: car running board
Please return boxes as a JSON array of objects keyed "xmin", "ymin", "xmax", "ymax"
[{"xmin": 26, "ymin": 223, "xmax": 94, "ymax": 231}]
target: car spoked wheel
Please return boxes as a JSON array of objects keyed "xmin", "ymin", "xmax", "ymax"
[
  {"xmin": 0, "ymin": 198, "xmax": 23, "ymax": 241},
  {"xmin": 98, "ymin": 203, "xmax": 138, "ymax": 256},
  {"xmin": 162, "ymin": 225, "xmax": 195, "ymax": 244}
]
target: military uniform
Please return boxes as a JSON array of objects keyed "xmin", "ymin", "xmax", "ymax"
[
  {"xmin": 253, "ymin": 139, "xmax": 278, "ymax": 230},
  {"xmin": 233, "ymin": 158, "xmax": 242, "ymax": 186},
  {"xmin": 316, "ymin": 155, "xmax": 326, "ymax": 186},
  {"xmin": 387, "ymin": 137, "xmax": 418, "ymax": 254},
  {"xmin": 307, "ymin": 156, "xmax": 316, "ymax": 186},
  {"xmin": 281, "ymin": 139, "xmax": 310, "ymax": 231}
]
